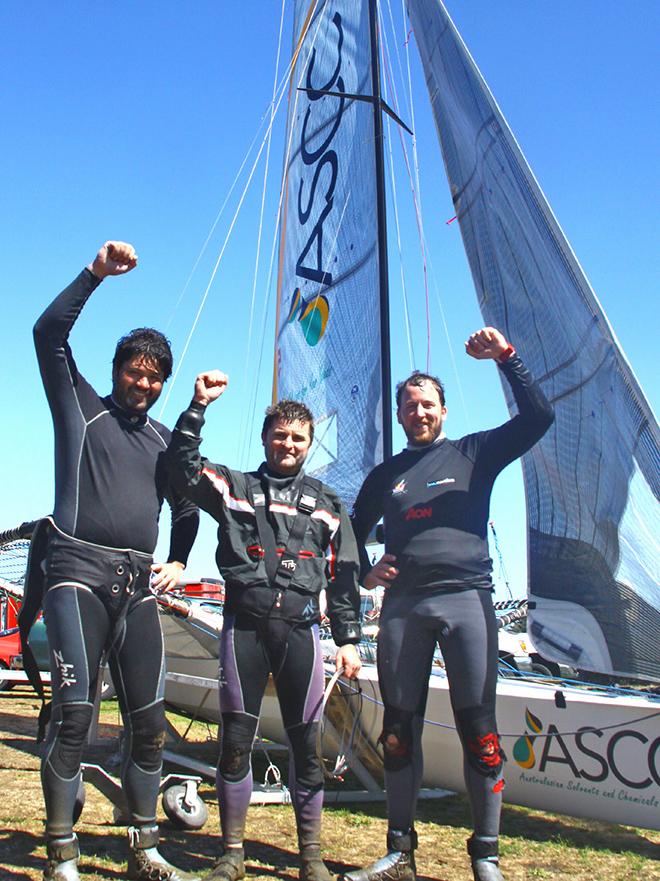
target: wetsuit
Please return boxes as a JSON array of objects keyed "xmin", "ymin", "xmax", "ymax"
[
  {"xmin": 33, "ymin": 269, "xmax": 199, "ymax": 840},
  {"xmin": 167, "ymin": 402, "xmax": 361, "ymax": 855},
  {"xmin": 351, "ymin": 355, "xmax": 554, "ymax": 839}
]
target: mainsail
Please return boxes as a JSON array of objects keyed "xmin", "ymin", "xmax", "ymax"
[
  {"xmin": 408, "ymin": 0, "xmax": 660, "ymax": 680},
  {"xmin": 274, "ymin": 0, "xmax": 385, "ymax": 508}
]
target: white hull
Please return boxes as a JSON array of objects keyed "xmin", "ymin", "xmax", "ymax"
[{"xmin": 161, "ymin": 612, "xmax": 660, "ymax": 830}]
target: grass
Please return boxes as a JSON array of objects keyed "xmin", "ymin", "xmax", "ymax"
[{"xmin": 0, "ymin": 685, "xmax": 658, "ymax": 881}]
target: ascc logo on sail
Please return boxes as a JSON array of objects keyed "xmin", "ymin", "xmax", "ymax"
[{"xmin": 286, "ymin": 12, "xmax": 346, "ymax": 347}]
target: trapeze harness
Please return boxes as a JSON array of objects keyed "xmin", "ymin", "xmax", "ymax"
[{"xmin": 216, "ymin": 473, "xmax": 329, "ymax": 853}]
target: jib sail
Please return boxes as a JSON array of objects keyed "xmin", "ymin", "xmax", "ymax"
[{"xmin": 408, "ymin": 0, "xmax": 660, "ymax": 680}]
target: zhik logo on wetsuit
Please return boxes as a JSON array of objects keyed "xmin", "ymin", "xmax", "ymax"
[
  {"xmin": 427, "ymin": 478, "xmax": 455, "ymax": 488},
  {"xmin": 52, "ymin": 649, "xmax": 77, "ymax": 689},
  {"xmin": 302, "ymin": 599, "xmax": 316, "ymax": 620}
]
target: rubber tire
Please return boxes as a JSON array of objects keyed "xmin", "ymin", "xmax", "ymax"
[
  {"xmin": 530, "ymin": 662, "xmax": 553, "ymax": 678},
  {"xmin": 162, "ymin": 784, "xmax": 208, "ymax": 830},
  {"xmin": 0, "ymin": 661, "xmax": 15, "ymax": 692},
  {"xmin": 497, "ymin": 654, "xmax": 519, "ymax": 678},
  {"xmin": 100, "ymin": 670, "xmax": 116, "ymax": 701}
]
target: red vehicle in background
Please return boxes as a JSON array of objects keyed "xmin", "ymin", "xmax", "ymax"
[
  {"xmin": 0, "ymin": 581, "xmax": 23, "ymax": 690},
  {"xmin": 1, "ymin": 575, "xmax": 226, "ymax": 692}
]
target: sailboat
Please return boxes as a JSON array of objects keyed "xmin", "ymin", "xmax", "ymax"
[{"xmin": 160, "ymin": 0, "xmax": 659, "ymax": 830}]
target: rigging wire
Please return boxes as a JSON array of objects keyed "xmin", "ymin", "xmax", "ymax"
[
  {"xmin": 237, "ymin": 0, "xmax": 287, "ymax": 451},
  {"xmin": 315, "ymin": 666, "xmax": 364, "ymax": 781},
  {"xmin": 159, "ymin": 22, "xmax": 309, "ymax": 347},
  {"xmin": 157, "ymin": 131, "xmax": 272, "ymax": 419},
  {"xmin": 374, "ymin": 0, "xmax": 416, "ymax": 371},
  {"xmin": 239, "ymin": 2, "xmax": 330, "ymax": 468},
  {"xmin": 423, "ymin": 244, "xmax": 472, "ymax": 426},
  {"xmin": 380, "ymin": 78, "xmax": 416, "ymax": 368},
  {"xmin": 490, "ymin": 520, "xmax": 513, "ymax": 599},
  {"xmin": 157, "ymin": 11, "xmax": 303, "ymax": 421},
  {"xmin": 336, "ymin": 674, "xmax": 660, "ymax": 739},
  {"xmin": 379, "ymin": 4, "xmax": 432, "ymax": 372},
  {"xmin": 399, "ymin": 0, "xmax": 425, "ymax": 215},
  {"xmin": 160, "ymin": 115, "xmax": 269, "ymax": 338},
  {"xmin": 382, "ymin": 0, "xmax": 470, "ymax": 425}
]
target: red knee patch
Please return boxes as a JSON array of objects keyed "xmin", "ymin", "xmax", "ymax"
[
  {"xmin": 467, "ymin": 732, "xmax": 502, "ymax": 768},
  {"xmin": 380, "ymin": 732, "xmax": 409, "ymax": 758}
]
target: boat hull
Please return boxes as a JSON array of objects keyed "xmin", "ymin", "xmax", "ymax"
[{"xmin": 161, "ymin": 612, "xmax": 660, "ymax": 830}]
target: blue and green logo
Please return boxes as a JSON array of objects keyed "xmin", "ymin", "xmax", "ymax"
[
  {"xmin": 286, "ymin": 288, "xmax": 329, "ymax": 347},
  {"xmin": 513, "ymin": 708, "xmax": 543, "ymax": 768}
]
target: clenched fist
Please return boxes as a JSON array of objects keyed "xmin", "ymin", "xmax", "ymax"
[
  {"xmin": 465, "ymin": 327, "xmax": 512, "ymax": 361},
  {"xmin": 88, "ymin": 241, "xmax": 138, "ymax": 279},
  {"xmin": 193, "ymin": 370, "xmax": 229, "ymax": 406}
]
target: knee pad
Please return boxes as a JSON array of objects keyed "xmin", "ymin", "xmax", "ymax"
[
  {"xmin": 129, "ymin": 702, "xmax": 166, "ymax": 773},
  {"xmin": 379, "ymin": 706, "xmax": 414, "ymax": 772},
  {"xmin": 456, "ymin": 703, "xmax": 504, "ymax": 777},
  {"xmin": 48, "ymin": 703, "xmax": 94, "ymax": 778},
  {"xmin": 287, "ymin": 722, "xmax": 323, "ymax": 791},
  {"xmin": 219, "ymin": 713, "xmax": 258, "ymax": 782}
]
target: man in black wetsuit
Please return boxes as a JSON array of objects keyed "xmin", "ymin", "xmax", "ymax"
[
  {"xmin": 346, "ymin": 328, "xmax": 554, "ymax": 881},
  {"xmin": 33, "ymin": 242, "xmax": 200, "ymax": 881},
  {"xmin": 167, "ymin": 370, "xmax": 362, "ymax": 881}
]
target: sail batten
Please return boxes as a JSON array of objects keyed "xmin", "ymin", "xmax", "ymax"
[{"xmin": 408, "ymin": 0, "xmax": 660, "ymax": 681}]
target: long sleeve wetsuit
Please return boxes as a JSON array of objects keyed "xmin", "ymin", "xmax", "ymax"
[
  {"xmin": 33, "ymin": 268, "xmax": 199, "ymax": 841},
  {"xmin": 167, "ymin": 402, "xmax": 361, "ymax": 856},
  {"xmin": 351, "ymin": 355, "xmax": 554, "ymax": 841},
  {"xmin": 34, "ymin": 268, "xmax": 198, "ymax": 556}
]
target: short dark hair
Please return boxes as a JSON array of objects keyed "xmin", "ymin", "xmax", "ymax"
[
  {"xmin": 395, "ymin": 371, "xmax": 445, "ymax": 408},
  {"xmin": 262, "ymin": 399, "xmax": 315, "ymax": 442},
  {"xmin": 112, "ymin": 328, "xmax": 173, "ymax": 381}
]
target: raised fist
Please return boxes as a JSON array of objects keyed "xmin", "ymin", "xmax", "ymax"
[
  {"xmin": 193, "ymin": 370, "xmax": 229, "ymax": 406},
  {"xmin": 465, "ymin": 327, "xmax": 512, "ymax": 361},
  {"xmin": 88, "ymin": 241, "xmax": 138, "ymax": 279}
]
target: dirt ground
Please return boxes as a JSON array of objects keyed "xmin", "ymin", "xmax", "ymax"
[{"xmin": 0, "ymin": 685, "xmax": 658, "ymax": 881}]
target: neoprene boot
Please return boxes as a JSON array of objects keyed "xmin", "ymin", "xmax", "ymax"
[
  {"xmin": 127, "ymin": 825, "xmax": 201, "ymax": 881},
  {"xmin": 299, "ymin": 845, "xmax": 333, "ymax": 881},
  {"xmin": 43, "ymin": 835, "xmax": 80, "ymax": 881},
  {"xmin": 206, "ymin": 846, "xmax": 246, "ymax": 881},
  {"xmin": 467, "ymin": 835, "xmax": 505, "ymax": 881},
  {"xmin": 341, "ymin": 828, "xmax": 417, "ymax": 881}
]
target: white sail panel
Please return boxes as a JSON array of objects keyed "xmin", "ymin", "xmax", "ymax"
[
  {"xmin": 408, "ymin": 0, "xmax": 660, "ymax": 680},
  {"xmin": 275, "ymin": 0, "xmax": 383, "ymax": 508}
]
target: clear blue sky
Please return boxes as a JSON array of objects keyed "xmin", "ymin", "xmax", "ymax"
[{"xmin": 1, "ymin": 1, "xmax": 657, "ymax": 594}]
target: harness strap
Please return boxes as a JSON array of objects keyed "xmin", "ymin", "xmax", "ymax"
[
  {"xmin": 18, "ymin": 518, "xmax": 148, "ymax": 742},
  {"xmin": 247, "ymin": 473, "xmax": 321, "ymax": 597},
  {"xmin": 17, "ymin": 517, "xmax": 51, "ymax": 740}
]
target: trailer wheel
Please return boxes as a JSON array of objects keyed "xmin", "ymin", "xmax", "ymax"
[
  {"xmin": 530, "ymin": 662, "xmax": 553, "ymax": 678},
  {"xmin": 100, "ymin": 669, "xmax": 116, "ymax": 701},
  {"xmin": 162, "ymin": 783, "xmax": 208, "ymax": 830}
]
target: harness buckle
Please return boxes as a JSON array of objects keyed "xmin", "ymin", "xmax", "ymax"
[{"xmin": 298, "ymin": 493, "xmax": 316, "ymax": 514}]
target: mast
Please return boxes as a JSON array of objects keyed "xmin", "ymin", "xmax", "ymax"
[{"xmin": 368, "ymin": 0, "xmax": 392, "ymax": 461}]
